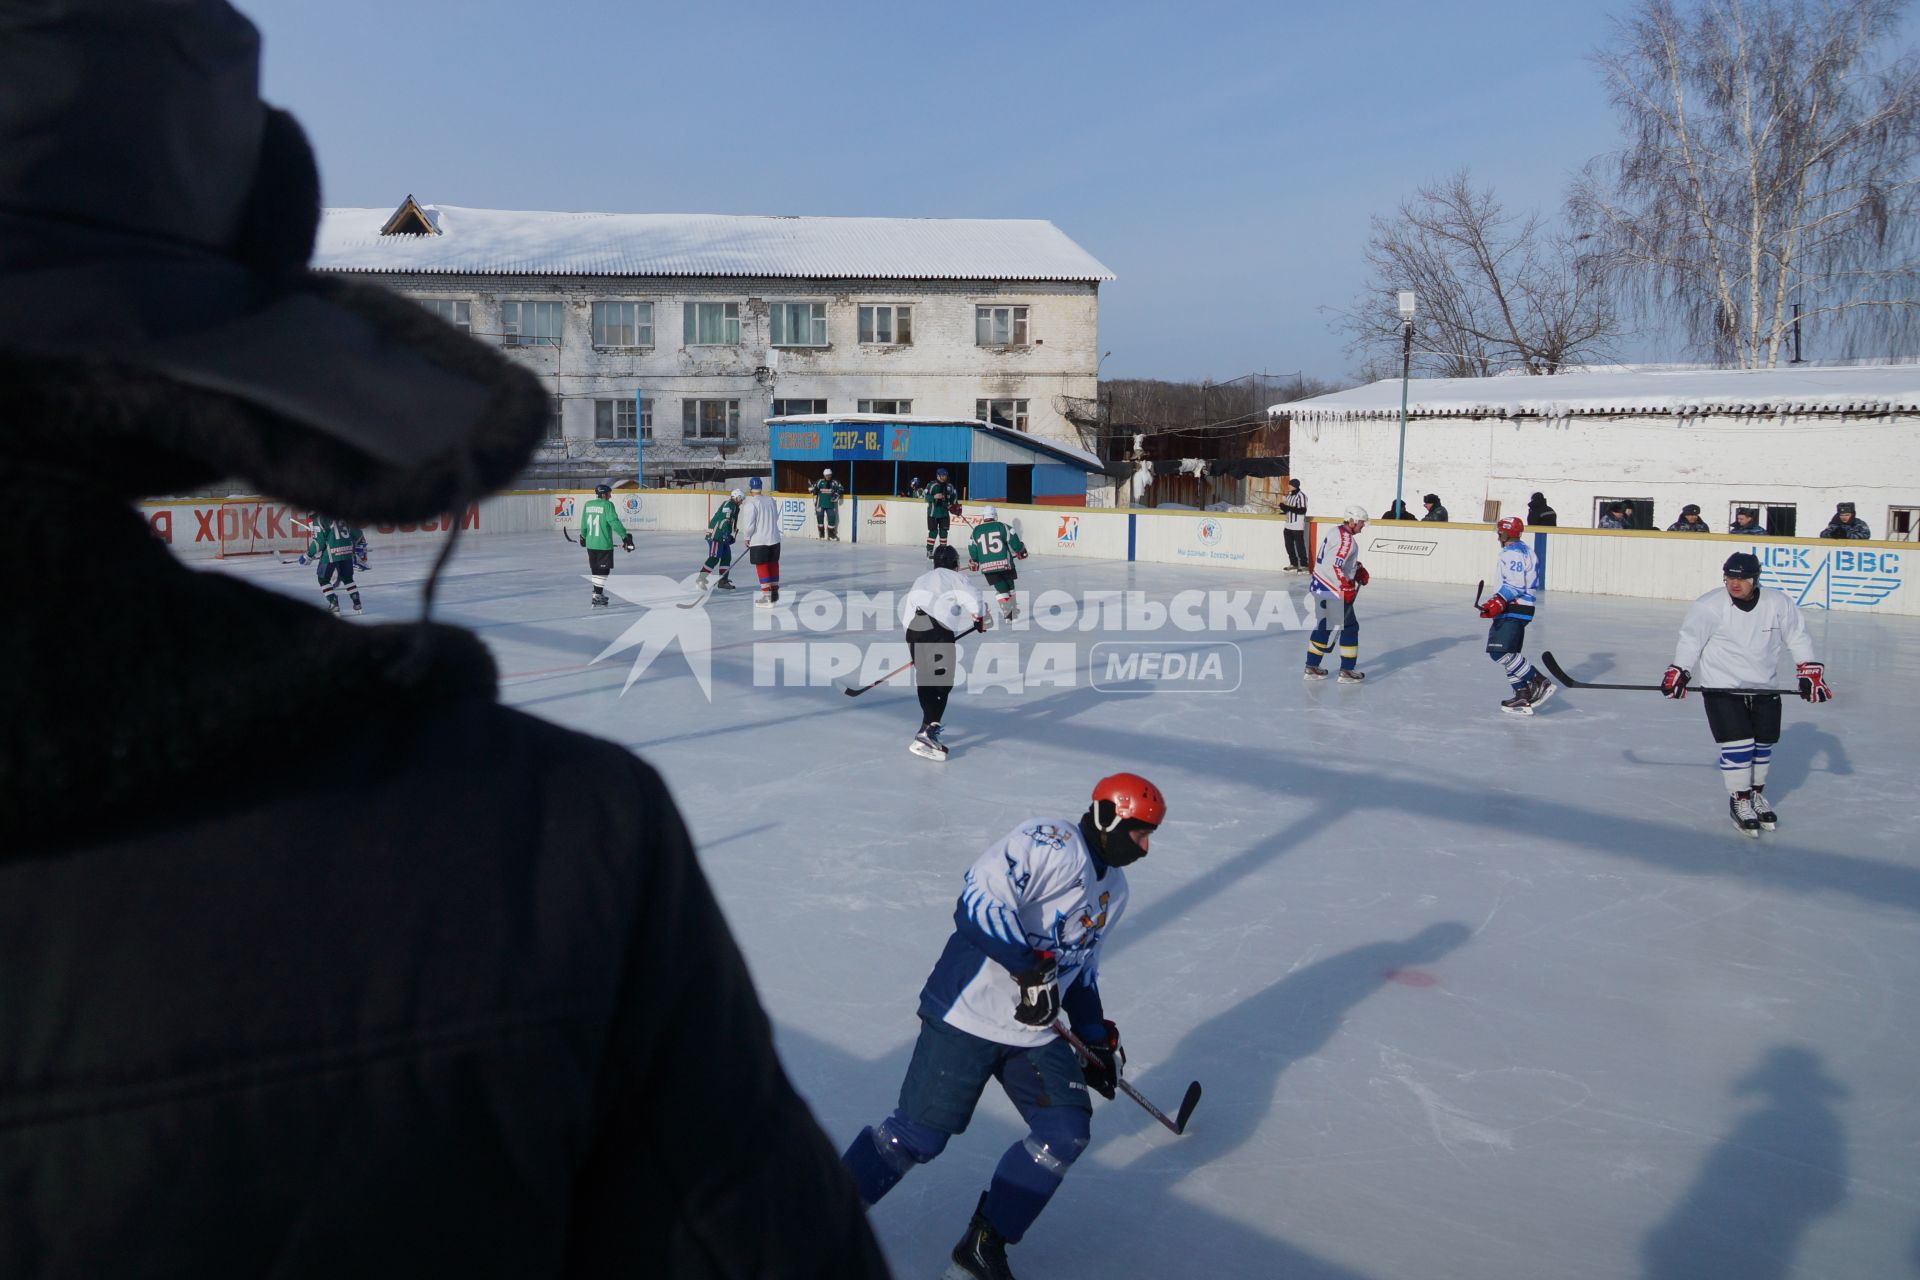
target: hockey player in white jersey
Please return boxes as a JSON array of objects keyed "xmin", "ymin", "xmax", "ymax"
[
  {"xmin": 1479, "ymin": 516, "xmax": 1555, "ymax": 714},
  {"xmin": 1663, "ymin": 552, "xmax": 1831, "ymax": 836},
  {"xmin": 901, "ymin": 544, "xmax": 990, "ymax": 760},
  {"xmin": 1304, "ymin": 505, "xmax": 1370, "ymax": 682},
  {"xmin": 840, "ymin": 774, "xmax": 1167, "ymax": 1280},
  {"xmin": 735, "ymin": 475, "xmax": 782, "ymax": 606}
]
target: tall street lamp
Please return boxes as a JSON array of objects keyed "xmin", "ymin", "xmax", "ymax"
[
  {"xmin": 1096, "ymin": 349, "xmax": 1113, "ymax": 458},
  {"xmin": 1393, "ymin": 291, "xmax": 1417, "ymax": 519}
]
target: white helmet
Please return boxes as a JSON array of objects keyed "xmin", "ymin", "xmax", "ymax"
[
  {"xmin": 822, "ymin": 467, "xmax": 833, "ymax": 476},
  {"xmin": 979, "ymin": 504, "xmax": 997, "ymax": 520},
  {"xmin": 1343, "ymin": 505, "xmax": 1369, "ymax": 525},
  {"xmin": 730, "ymin": 488, "xmax": 745, "ymax": 501}
]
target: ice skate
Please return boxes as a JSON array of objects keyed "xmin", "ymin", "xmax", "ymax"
[
  {"xmin": 696, "ymin": 571, "xmax": 709, "ymax": 589},
  {"xmin": 1000, "ymin": 599, "xmax": 1019, "ymax": 622},
  {"xmin": 1337, "ymin": 669, "xmax": 1366, "ymax": 684},
  {"xmin": 350, "ymin": 598, "xmax": 363, "ymax": 614},
  {"xmin": 1302, "ymin": 665, "xmax": 1328, "ymax": 681},
  {"xmin": 908, "ymin": 726, "xmax": 948, "ymax": 762},
  {"xmin": 942, "ymin": 1193, "xmax": 1014, "ymax": 1280},
  {"xmin": 1500, "ymin": 693, "xmax": 1534, "ymax": 716},
  {"xmin": 755, "ymin": 589, "xmax": 773, "ymax": 608},
  {"xmin": 591, "ymin": 591, "xmax": 609, "ymax": 609},
  {"xmin": 1750, "ymin": 786, "xmax": 1778, "ymax": 830},
  {"xmin": 1729, "ymin": 792, "xmax": 1762, "ymax": 838},
  {"xmin": 714, "ymin": 576, "xmax": 737, "ymax": 591},
  {"xmin": 326, "ymin": 598, "xmax": 339, "ymax": 615},
  {"xmin": 1522, "ymin": 671, "xmax": 1555, "ymax": 708}
]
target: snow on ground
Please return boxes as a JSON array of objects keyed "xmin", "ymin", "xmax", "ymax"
[{"xmin": 210, "ymin": 531, "xmax": 1920, "ymax": 1280}]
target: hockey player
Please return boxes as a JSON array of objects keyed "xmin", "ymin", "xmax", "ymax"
[
  {"xmin": 1281, "ymin": 478, "xmax": 1308, "ymax": 571},
  {"xmin": 811, "ymin": 467, "xmax": 846, "ymax": 540},
  {"xmin": 966, "ymin": 505, "xmax": 1028, "ymax": 622},
  {"xmin": 306, "ymin": 516, "xmax": 366, "ymax": 614},
  {"xmin": 1304, "ymin": 505, "xmax": 1370, "ymax": 683},
  {"xmin": 698, "ymin": 489, "xmax": 743, "ymax": 591},
  {"xmin": 900, "ymin": 545, "xmax": 989, "ymax": 761},
  {"xmin": 841, "ymin": 774, "xmax": 1168, "ymax": 1280},
  {"xmin": 925, "ymin": 466, "xmax": 962, "ymax": 559},
  {"xmin": 579, "ymin": 482, "xmax": 632, "ymax": 608},
  {"xmin": 1663, "ymin": 551, "xmax": 1831, "ymax": 837},
  {"xmin": 1479, "ymin": 516, "xmax": 1555, "ymax": 715},
  {"xmin": 736, "ymin": 475, "xmax": 782, "ymax": 606}
]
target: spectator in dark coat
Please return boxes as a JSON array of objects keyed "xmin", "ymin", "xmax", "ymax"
[
  {"xmin": 1598, "ymin": 501, "xmax": 1632, "ymax": 530},
  {"xmin": 1730, "ymin": 507, "xmax": 1765, "ymax": 535},
  {"xmin": 1381, "ymin": 498, "xmax": 1414, "ymax": 519},
  {"xmin": 1819, "ymin": 502, "xmax": 1872, "ymax": 539},
  {"xmin": 1526, "ymin": 492, "xmax": 1558, "ymax": 526},
  {"xmin": 1668, "ymin": 504, "xmax": 1711, "ymax": 533},
  {"xmin": 1421, "ymin": 493, "xmax": 1450, "ymax": 521},
  {"xmin": 0, "ymin": 6, "xmax": 889, "ymax": 1277}
]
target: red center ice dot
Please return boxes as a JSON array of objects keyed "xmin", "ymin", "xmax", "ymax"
[{"xmin": 1385, "ymin": 969, "xmax": 1439, "ymax": 987}]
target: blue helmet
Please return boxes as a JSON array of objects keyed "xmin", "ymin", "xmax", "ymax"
[
  {"xmin": 748, "ymin": 476, "xmax": 763, "ymax": 490},
  {"xmin": 935, "ymin": 467, "xmax": 949, "ymax": 478}
]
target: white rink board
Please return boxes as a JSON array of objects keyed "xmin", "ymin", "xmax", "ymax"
[{"xmin": 1132, "ymin": 509, "xmax": 1289, "ymax": 572}]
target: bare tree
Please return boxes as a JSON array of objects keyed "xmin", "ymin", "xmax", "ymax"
[
  {"xmin": 1335, "ymin": 171, "xmax": 1623, "ymax": 379},
  {"xmin": 1573, "ymin": 0, "xmax": 1920, "ymax": 366}
]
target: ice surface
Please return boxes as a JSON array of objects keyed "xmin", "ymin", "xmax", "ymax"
[{"xmin": 209, "ymin": 533, "xmax": 1920, "ymax": 1280}]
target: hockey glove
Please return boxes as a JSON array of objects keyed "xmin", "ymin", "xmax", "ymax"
[
  {"xmin": 1661, "ymin": 665, "xmax": 1691, "ymax": 700},
  {"xmin": 1797, "ymin": 661, "xmax": 1832, "ymax": 704},
  {"xmin": 1355, "ymin": 564, "xmax": 1370, "ymax": 587},
  {"xmin": 967, "ymin": 561, "xmax": 979, "ymax": 571},
  {"xmin": 622, "ymin": 534, "xmax": 635, "ymax": 552},
  {"xmin": 1341, "ymin": 582, "xmax": 1358, "ymax": 604},
  {"xmin": 1478, "ymin": 594, "xmax": 1507, "ymax": 619},
  {"xmin": 1015, "ymin": 549, "xmax": 1028, "ymax": 560},
  {"xmin": 951, "ymin": 504, "xmax": 963, "ymax": 518},
  {"xmin": 1080, "ymin": 1020, "xmax": 1125, "ymax": 1100},
  {"xmin": 1012, "ymin": 952, "xmax": 1059, "ymax": 1027},
  {"xmin": 975, "ymin": 613, "xmax": 992, "ymax": 632}
]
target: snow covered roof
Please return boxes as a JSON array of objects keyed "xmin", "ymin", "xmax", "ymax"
[
  {"xmin": 314, "ymin": 204, "xmax": 1114, "ymax": 282},
  {"xmin": 1270, "ymin": 365, "xmax": 1920, "ymax": 421},
  {"xmin": 763, "ymin": 414, "xmax": 1105, "ymax": 470}
]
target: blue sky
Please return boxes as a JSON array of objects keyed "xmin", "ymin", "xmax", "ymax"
[{"xmin": 242, "ymin": 0, "xmax": 1634, "ymax": 383}]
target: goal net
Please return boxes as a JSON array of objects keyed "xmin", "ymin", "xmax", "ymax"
[{"xmin": 214, "ymin": 498, "xmax": 311, "ymax": 559}]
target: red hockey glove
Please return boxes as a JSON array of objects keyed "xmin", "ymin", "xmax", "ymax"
[
  {"xmin": 1012, "ymin": 951, "xmax": 1058, "ymax": 1027},
  {"xmin": 975, "ymin": 612, "xmax": 992, "ymax": 632},
  {"xmin": 1080, "ymin": 1020, "xmax": 1125, "ymax": 1100},
  {"xmin": 951, "ymin": 504, "xmax": 963, "ymax": 518},
  {"xmin": 1341, "ymin": 582, "xmax": 1358, "ymax": 604},
  {"xmin": 1355, "ymin": 564, "xmax": 1370, "ymax": 586},
  {"xmin": 967, "ymin": 561, "xmax": 979, "ymax": 571},
  {"xmin": 1478, "ymin": 595, "xmax": 1507, "ymax": 619},
  {"xmin": 1797, "ymin": 661, "xmax": 1832, "ymax": 704},
  {"xmin": 1015, "ymin": 549, "xmax": 1028, "ymax": 560},
  {"xmin": 1661, "ymin": 665, "xmax": 1691, "ymax": 700}
]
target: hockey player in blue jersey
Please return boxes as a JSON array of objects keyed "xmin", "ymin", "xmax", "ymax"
[
  {"xmin": 1304, "ymin": 505, "xmax": 1370, "ymax": 683},
  {"xmin": 841, "ymin": 773, "xmax": 1168, "ymax": 1280},
  {"xmin": 1479, "ymin": 516, "xmax": 1556, "ymax": 715}
]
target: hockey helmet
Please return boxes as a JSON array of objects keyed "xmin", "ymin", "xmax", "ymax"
[
  {"xmin": 822, "ymin": 467, "xmax": 833, "ymax": 476},
  {"xmin": 979, "ymin": 504, "xmax": 997, "ymax": 520},
  {"xmin": 1496, "ymin": 516, "xmax": 1524, "ymax": 540},
  {"xmin": 935, "ymin": 466, "xmax": 949, "ymax": 478},
  {"xmin": 1091, "ymin": 773, "xmax": 1166, "ymax": 828},
  {"xmin": 594, "ymin": 483, "xmax": 612, "ymax": 499},
  {"xmin": 1342, "ymin": 505, "xmax": 1368, "ymax": 526},
  {"xmin": 1723, "ymin": 551, "xmax": 1761, "ymax": 580},
  {"xmin": 748, "ymin": 476, "xmax": 763, "ymax": 490},
  {"xmin": 932, "ymin": 545, "xmax": 960, "ymax": 570},
  {"xmin": 730, "ymin": 488, "xmax": 745, "ymax": 501}
]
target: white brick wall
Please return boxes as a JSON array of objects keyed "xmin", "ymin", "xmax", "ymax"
[{"xmin": 382, "ymin": 273, "xmax": 1101, "ymax": 474}]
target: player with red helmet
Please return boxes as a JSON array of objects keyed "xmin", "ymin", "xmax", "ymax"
[
  {"xmin": 1479, "ymin": 515, "xmax": 1555, "ymax": 714},
  {"xmin": 841, "ymin": 774, "xmax": 1167, "ymax": 1280}
]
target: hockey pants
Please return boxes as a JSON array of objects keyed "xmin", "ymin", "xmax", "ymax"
[{"xmin": 1306, "ymin": 596, "xmax": 1359, "ymax": 670}]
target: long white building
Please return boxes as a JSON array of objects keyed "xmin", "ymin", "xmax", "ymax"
[
  {"xmin": 314, "ymin": 198, "xmax": 1112, "ymax": 484},
  {"xmin": 1272, "ymin": 365, "xmax": 1920, "ymax": 540}
]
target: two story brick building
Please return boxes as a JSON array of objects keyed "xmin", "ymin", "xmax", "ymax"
[{"xmin": 313, "ymin": 198, "xmax": 1112, "ymax": 486}]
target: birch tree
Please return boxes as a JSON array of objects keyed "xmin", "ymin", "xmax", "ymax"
[{"xmin": 1573, "ymin": 0, "xmax": 1920, "ymax": 366}]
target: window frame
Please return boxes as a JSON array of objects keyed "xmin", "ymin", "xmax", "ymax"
[
  {"xmin": 771, "ymin": 398, "xmax": 829, "ymax": 417},
  {"xmin": 1888, "ymin": 506, "xmax": 1919, "ymax": 542},
  {"xmin": 591, "ymin": 300, "xmax": 655, "ymax": 349},
  {"xmin": 547, "ymin": 396, "xmax": 565, "ymax": 440},
  {"xmin": 417, "ymin": 298, "xmax": 471, "ymax": 332},
  {"xmin": 769, "ymin": 301, "xmax": 829, "ymax": 348},
  {"xmin": 681, "ymin": 398, "xmax": 741, "ymax": 440},
  {"xmin": 1593, "ymin": 496, "xmax": 1655, "ymax": 531},
  {"xmin": 595, "ymin": 397, "xmax": 652, "ymax": 440},
  {"xmin": 974, "ymin": 304, "xmax": 1030, "ymax": 347},
  {"xmin": 858, "ymin": 398, "xmax": 913, "ymax": 414},
  {"xmin": 503, "ymin": 300, "xmax": 565, "ymax": 348},
  {"xmin": 682, "ymin": 301, "xmax": 742, "ymax": 347},
  {"xmin": 975, "ymin": 398, "xmax": 1030, "ymax": 432},
  {"xmin": 858, "ymin": 303, "xmax": 913, "ymax": 345}
]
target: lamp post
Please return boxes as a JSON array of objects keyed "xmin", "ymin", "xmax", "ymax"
[
  {"xmin": 1393, "ymin": 291, "xmax": 1416, "ymax": 519},
  {"xmin": 1096, "ymin": 349, "xmax": 1112, "ymax": 459}
]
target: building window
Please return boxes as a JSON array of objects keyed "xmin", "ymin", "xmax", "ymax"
[
  {"xmin": 1889, "ymin": 506, "xmax": 1919, "ymax": 542},
  {"xmin": 858, "ymin": 304, "xmax": 912, "ymax": 345},
  {"xmin": 682, "ymin": 302, "xmax": 741, "ymax": 346},
  {"xmin": 772, "ymin": 399, "xmax": 828, "ymax": 417},
  {"xmin": 1594, "ymin": 496, "xmax": 1654, "ymax": 530},
  {"xmin": 548, "ymin": 396, "xmax": 565, "ymax": 439},
  {"xmin": 1726, "ymin": 500, "xmax": 1795, "ymax": 536},
  {"xmin": 976, "ymin": 398, "xmax": 1029, "ymax": 432},
  {"xmin": 682, "ymin": 399, "xmax": 740, "ymax": 439},
  {"xmin": 859, "ymin": 398, "xmax": 913, "ymax": 414},
  {"xmin": 975, "ymin": 304, "xmax": 1029, "ymax": 346},
  {"xmin": 417, "ymin": 299, "xmax": 470, "ymax": 332},
  {"xmin": 592, "ymin": 301, "xmax": 654, "ymax": 348},
  {"xmin": 770, "ymin": 301, "xmax": 828, "ymax": 347},
  {"xmin": 503, "ymin": 300, "xmax": 564, "ymax": 347},
  {"xmin": 596, "ymin": 398, "xmax": 651, "ymax": 440}
]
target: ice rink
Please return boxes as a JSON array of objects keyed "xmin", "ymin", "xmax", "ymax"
[{"xmin": 213, "ymin": 530, "xmax": 1920, "ymax": 1279}]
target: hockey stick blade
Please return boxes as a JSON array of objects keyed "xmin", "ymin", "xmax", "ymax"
[
  {"xmin": 561, "ymin": 527, "xmax": 578, "ymax": 544},
  {"xmin": 1054, "ymin": 1021, "xmax": 1195, "ymax": 1137},
  {"xmin": 1472, "ymin": 578, "xmax": 1485, "ymax": 609},
  {"xmin": 1173, "ymin": 1081, "xmax": 1203, "ymax": 1135},
  {"xmin": 840, "ymin": 621, "xmax": 986, "ymax": 697},
  {"xmin": 1541, "ymin": 651, "xmax": 1797, "ymax": 696}
]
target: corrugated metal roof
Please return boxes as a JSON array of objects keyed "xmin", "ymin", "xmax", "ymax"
[
  {"xmin": 314, "ymin": 205, "xmax": 1114, "ymax": 282},
  {"xmin": 760, "ymin": 415, "xmax": 1103, "ymax": 470},
  {"xmin": 1271, "ymin": 365, "xmax": 1920, "ymax": 421}
]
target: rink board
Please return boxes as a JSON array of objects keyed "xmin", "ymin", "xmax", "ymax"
[{"xmin": 144, "ymin": 492, "xmax": 1915, "ymax": 614}]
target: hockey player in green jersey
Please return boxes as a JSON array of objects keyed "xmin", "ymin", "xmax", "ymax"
[
  {"xmin": 924, "ymin": 466, "xmax": 962, "ymax": 559},
  {"xmin": 810, "ymin": 468, "xmax": 846, "ymax": 541},
  {"xmin": 699, "ymin": 489, "xmax": 743, "ymax": 591},
  {"xmin": 305, "ymin": 516, "xmax": 367, "ymax": 614},
  {"xmin": 966, "ymin": 505, "xmax": 1027, "ymax": 622},
  {"xmin": 580, "ymin": 482, "xmax": 633, "ymax": 608}
]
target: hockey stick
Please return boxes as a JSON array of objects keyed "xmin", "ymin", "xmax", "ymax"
[
  {"xmin": 1540, "ymin": 652, "xmax": 1798, "ymax": 696},
  {"xmin": 1472, "ymin": 579, "xmax": 1485, "ymax": 609},
  {"xmin": 840, "ymin": 621, "xmax": 986, "ymax": 697},
  {"xmin": 1053, "ymin": 1022, "xmax": 1201, "ymax": 1136}
]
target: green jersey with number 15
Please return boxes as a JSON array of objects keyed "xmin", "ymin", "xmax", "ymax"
[{"xmin": 967, "ymin": 519, "xmax": 1025, "ymax": 574}]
